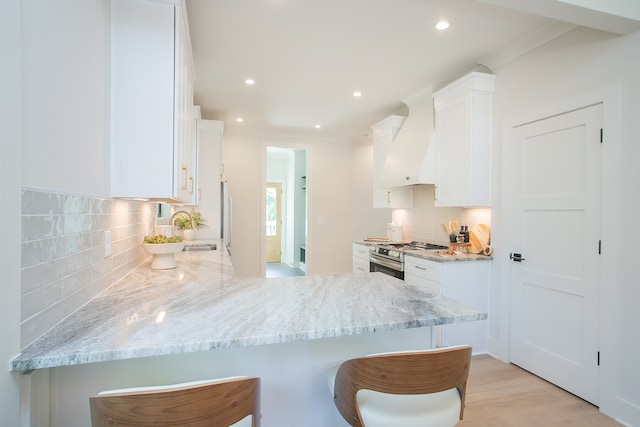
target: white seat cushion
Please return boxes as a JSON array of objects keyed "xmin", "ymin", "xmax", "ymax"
[{"xmin": 357, "ymin": 387, "xmax": 461, "ymax": 427}]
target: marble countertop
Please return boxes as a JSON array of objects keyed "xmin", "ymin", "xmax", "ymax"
[
  {"xmin": 355, "ymin": 240, "xmax": 493, "ymax": 262},
  {"xmin": 402, "ymin": 248, "xmax": 493, "ymax": 262},
  {"xmin": 12, "ymin": 244, "xmax": 487, "ymax": 372}
]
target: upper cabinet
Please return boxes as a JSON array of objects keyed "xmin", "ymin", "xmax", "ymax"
[
  {"xmin": 110, "ymin": 0, "xmax": 195, "ymax": 203},
  {"xmin": 372, "ymin": 116, "xmax": 413, "ymax": 208},
  {"xmin": 184, "ymin": 105, "xmax": 202, "ymax": 205},
  {"xmin": 433, "ymin": 72, "xmax": 495, "ymax": 207}
]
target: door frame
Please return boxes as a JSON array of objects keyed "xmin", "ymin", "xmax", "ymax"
[
  {"xmin": 265, "ymin": 182, "xmax": 282, "ymax": 263},
  {"xmin": 499, "ymin": 84, "xmax": 621, "ymax": 412},
  {"xmin": 261, "ymin": 141, "xmax": 312, "ymax": 278}
]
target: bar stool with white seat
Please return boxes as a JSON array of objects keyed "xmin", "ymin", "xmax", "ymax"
[
  {"xmin": 90, "ymin": 376, "xmax": 260, "ymax": 427},
  {"xmin": 328, "ymin": 345, "xmax": 472, "ymax": 427}
]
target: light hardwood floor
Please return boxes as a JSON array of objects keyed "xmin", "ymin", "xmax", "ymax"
[{"xmin": 460, "ymin": 355, "xmax": 620, "ymax": 426}]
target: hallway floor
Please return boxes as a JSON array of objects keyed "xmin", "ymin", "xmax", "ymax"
[{"xmin": 266, "ymin": 263, "xmax": 305, "ymax": 278}]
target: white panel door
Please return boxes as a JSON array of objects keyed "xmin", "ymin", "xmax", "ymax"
[{"xmin": 510, "ymin": 104, "xmax": 602, "ymax": 405}]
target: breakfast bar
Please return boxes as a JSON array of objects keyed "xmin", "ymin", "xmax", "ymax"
[{"xmin": 14, "ymin": 245, "xmax": 487, "ymax": 426}]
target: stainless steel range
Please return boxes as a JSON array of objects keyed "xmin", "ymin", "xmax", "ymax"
[{"xmin": 369, "ymin": 241, "xmax": 448, "ymax": 280}]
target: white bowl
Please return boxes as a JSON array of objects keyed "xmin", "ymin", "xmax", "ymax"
[{"xmin": 143, "ymin": 242, "xmax": 185, "ymax": 269}]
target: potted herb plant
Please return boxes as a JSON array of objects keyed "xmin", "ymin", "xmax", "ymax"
[{"xmin": 173, "ymin": 209, "xmax": 208, "ymax": 241}]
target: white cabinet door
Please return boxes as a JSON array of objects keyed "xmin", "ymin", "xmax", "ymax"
[
  {"xmin": 182, "ymin": 106, "xmax": 202, "ymax": 206},
  {"xmin": 371, "ymin": 116, "xmax": 413, "ymax": 208},
  {"xmin": 196, "ymin": 119, "xmax": 224, "ymax": 238},
  {"xmin": 405, "ymin": 255, "xmax": 490, "ymax": 354},
  {"xmin": 110, "ymin": 0, "xmax": 194, "ymax": 202},
  {"xmin": 433, "ymin": 72, "xmax": 494, "ymax": 207},
  {"xmin": 440, "ymin": 262, "xmax": 490, "ymax": 354},
  {"xmin": 352, "ymin": 243, "xmax": 370, "ymax": 273}
]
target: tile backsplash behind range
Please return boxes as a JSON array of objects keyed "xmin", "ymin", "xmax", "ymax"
[
  {"xmin": 392, "ymin": 185, "xmax": 491, "ymax": 244},
  {"xmin": 21, "ymin": 188, "xmax": 156, "ymax": 349}
]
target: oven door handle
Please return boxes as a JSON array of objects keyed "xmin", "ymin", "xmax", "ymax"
[{"xmin": 370, "ymin": 254, "xmax": 403, "ymax": 272}]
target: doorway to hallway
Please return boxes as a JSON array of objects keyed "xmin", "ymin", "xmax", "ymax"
[{"xmin": 265, "ymin": 146, "xmax": 307, "ymax": 277}]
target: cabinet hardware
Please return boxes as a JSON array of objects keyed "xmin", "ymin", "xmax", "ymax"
[
  {"xmin": 181, "ymin": 165, "xmax": 188, "ymax": 190},
  {"xmin": 510, "ymin": 253, "xmax": 525, "ymax": 262},
  {"xmin": 414, "ymin": 265, "xmax": 427, "ymax": 270}
]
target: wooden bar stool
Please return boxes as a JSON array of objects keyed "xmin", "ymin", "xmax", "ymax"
[
  {"xmin": 329, "ymin": 346, "xmax": 472, "ymax": 427},
  {"xmin": 90, "ymin": 376, "xmax": 260, "ymax": 426}
]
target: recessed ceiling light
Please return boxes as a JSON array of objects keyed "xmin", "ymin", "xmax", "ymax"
[
  {"xmin": 314, "ymin": 124, "xmax": 321, "ymax": 129},
  {"xmin": 236, "ymin": 117, "xmax": 244, "ymax": 123},
  {"xmin": 436, "ymin": 21, "xmax": 450, "ymax": 30},
  {"xmin": 245, "ymin": 79, "xmax": 255, "ymax": 85},
  {"xmin": 353, "ymin": 91, "xmax": 362, "ymax": 97}
]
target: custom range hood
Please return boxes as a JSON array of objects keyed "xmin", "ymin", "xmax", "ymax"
[{"xmin": 379, "ymin": 87, "xmax": 436, "ymax": 188}]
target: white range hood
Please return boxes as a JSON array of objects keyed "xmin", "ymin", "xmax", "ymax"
[{"xmin": 379, "ymin": 88, "xmax": 436, "ymax": 188}]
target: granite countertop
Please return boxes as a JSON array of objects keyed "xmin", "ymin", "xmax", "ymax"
[
  {"xmin": 355, "ymin": 240, "xmax": 493, "ymax": 262},
  {"xmin": 12, "ymin": 244, "xmax": 487, "ymax": 372},
  {"xmin": 402, "ymin": 248, "xmax": 493, "ymax": 262}
]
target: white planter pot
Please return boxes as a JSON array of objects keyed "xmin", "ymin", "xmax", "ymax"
[
  {"xmin": 183, "ymin": 229, "xmax": 196, "ymax": 241},
  {"xmin": 142, "ymin": 242, "xmax": 185, "ymax": 269}
]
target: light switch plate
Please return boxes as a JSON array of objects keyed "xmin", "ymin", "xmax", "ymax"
[{"xmin": 104, "ymin": 229, "xmax": 112, "ymax": 258}]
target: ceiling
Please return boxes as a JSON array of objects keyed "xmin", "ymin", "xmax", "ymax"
[{"xmin": 185, "ymin": 0, "xmax": 639, "ymax": 142}]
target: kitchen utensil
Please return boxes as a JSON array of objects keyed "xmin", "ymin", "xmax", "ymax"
[
  {"xmin": 441, "ymin": 223, "xmax": 450, "ymax": 237},
  {"xmin": 448, "ymin": 220, "xmax": 460, "ymax": 236}
]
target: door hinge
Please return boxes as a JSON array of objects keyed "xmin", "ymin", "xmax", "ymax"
[
  {"xmin": 600, "ymin": 128, "xmax": 603, "ymax": 143},
  {"xmin": 598, "ymin": 240, "xmax": 602, "ymax": 255},
  {"xmin": 597, "ymin": 351, "xmax": 600, "ymax": 366}
]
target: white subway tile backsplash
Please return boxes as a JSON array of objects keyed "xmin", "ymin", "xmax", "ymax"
[
  {"xmin": 20, "ymin": 188, "xmax": 156, "ymax": 348},
  {"xmin": 21, "ymin": 259, "xmax": 63, "ymax": 295},
  {"xmin": 21, "ymin": 280, "xmax": 62, "ymax": 322},
  {"xmin": 393, "ymin": 185, "xmax": 491, "ymax": 245}
]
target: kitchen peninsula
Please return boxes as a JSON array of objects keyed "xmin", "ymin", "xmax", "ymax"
[{"xmin": 15, "ymin": 242, "xmax": 487, "ymax": 427}]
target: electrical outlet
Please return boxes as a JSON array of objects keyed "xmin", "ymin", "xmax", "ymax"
[{"xmin": 104, "ymin": 230, "xmax": 112, "ymax": 258}]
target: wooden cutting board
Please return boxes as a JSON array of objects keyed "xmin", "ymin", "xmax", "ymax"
[
  {"xmin": 469, "ymin": 231, "xmax": 484, "ymax": 254},
  {"xmin": 470, "ymin": 224, "xmax": 491, "ymax": 254}
]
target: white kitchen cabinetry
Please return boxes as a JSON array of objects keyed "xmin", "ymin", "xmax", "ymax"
[
  {"xmin": 186, "ymin": 106, "xmax": 202, "ymax": 205},
  {"xmin": 405, "ymin": 255, "xmax": 490, "ymax": 354},
  {"xmin": 352, "ymin": 243, "xmax": 370, "ymax": 274},
  {"xmin": 433, "ymin": 72, "xmax": 495, "ymax": 207},
  {"xmin": 110, "ymin": 0, "xmax": 195, "ymax": 203},
  {"xmin": 196, "ymin": 119, "xmax": 224, "ymax": 238},
  {"xmin": 372, "ymin": 116, "xmax": 413, "ymax": 208}
]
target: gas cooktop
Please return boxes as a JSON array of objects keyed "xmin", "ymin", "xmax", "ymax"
[{"xmin": 377, "ymin": 241, "xmax": 447, "ymax": 251}]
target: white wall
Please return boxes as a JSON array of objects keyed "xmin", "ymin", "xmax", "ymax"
[
  {"xmin": 349, "ymin": 143, "xmax": 393, "ymax": 239},
  {"xmin": 489, "ymin": 27, "xmax": 640, "ymax": 423},
  {"xmin": 21, "ymin": 0, "xmax": 110, "ymax": 196},
  {"xmin": 0, "ymin": 0, "xmax": 23, "ymax": 424}
]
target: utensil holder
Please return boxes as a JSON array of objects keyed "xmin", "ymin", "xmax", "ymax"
[{"xmin": 448, "ymin": 242, "xmax": 471, "ymax": 254}]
